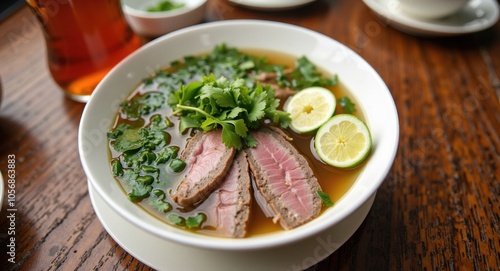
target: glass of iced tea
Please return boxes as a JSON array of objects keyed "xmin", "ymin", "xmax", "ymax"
[{"xmin": 26, "ymin": 0, "xmax": 143, "ymax": 102}]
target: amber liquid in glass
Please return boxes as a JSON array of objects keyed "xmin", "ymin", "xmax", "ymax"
[{"xmin": 26, "ymin": 0, "xmax": 142, "ymax": 102}]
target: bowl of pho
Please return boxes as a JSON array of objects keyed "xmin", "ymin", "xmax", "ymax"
[{"xmin": 79, "ymin": 19, "xmax": 398, "ymax": 269}]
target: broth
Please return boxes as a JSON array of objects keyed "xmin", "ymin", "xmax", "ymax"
[{"xmin": 108, "ymin": 47, "xmax": 367, "ymax": 237}]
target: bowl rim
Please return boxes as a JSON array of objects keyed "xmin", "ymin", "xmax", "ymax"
[
  {"xmin": 122, "ymin": 0, "xmax": 207, "ymax": 18},
  {"xmin": 79, "ymin": 19, "xmax": 399, "ymax": 250}
]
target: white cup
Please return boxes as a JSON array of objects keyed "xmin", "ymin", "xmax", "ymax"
[{"xmin": 398, "ymin": 0, "xmax": 470, "ymax": 19}]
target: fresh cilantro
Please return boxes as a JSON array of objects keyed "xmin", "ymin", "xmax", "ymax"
[
  {"xmin": 290, "ymin": 57, "xmax": 338, "ymax": 89},
  {"xmin": 111, "ymin": 159, "xmax": 123, "ymax": 176},
  {"xmin": 167, "ymin": 213, "xmax": 185, "ymax": 226},
  {"xmin": 178, "ymin": 115, "xmax": 200, "ymax": 133},
  {"xmin": 170, "ymin": 75, "xmax": 291, "ymax": 149},
  {"xmin": 128, "ymin": 182, "xmax": 153, "ymax": 201},
  {"xmin": 122, "ymin": 168, "xmax": 139, "ymax": 183},
  {"xmin": 141, "ymin": 165, "xmax": 159, "ymax": 174},
  {"xmin": 169, "ymin": 158, "xmax": 186, "ymax": 172},
  {"xmin": 119, "ymin": 92, "xmax": 165, "ymax": 120},
  {"xmin": 155, "ymin": 146, "xmax": 179, "ymax": 164},
  {"xmin": 136, "ymin": 175, "xmax": 154, "ymax": 185},
  {"xmin": 107, "ymin": 122, "xmax": 128, "ymax": 139},
  {"xmin": 107, "ymin": 114, "xmax": 186, "ymax": 203},
  {"xmin": 140, "ymin": 151, "xmax": 157, "ymax": 165},
  {"xmin": 111, "ymin": 126, "xmax": 146, "ymax": 152},
  {"xmin": 338, "ymin": 96, "xmax": 356, "ymax": 114},
  {"xmin": 108, "ymin": 114, "xmax": 171, "ymax": 154},
  {"xmin": 147, "ymin": 44, "xmax": 337, "ymax": 102},
  {"xmin": 126, "ymin": 174, "xmax": 156, "ymax": 201},
  {"xmin": 244, "ymin": 134, "xmax": 258, "ymax": 148},
  {"xmin": 149, "ymin": 189, "xmax": 171, "ymax": 212},
  {"xmin": 122, "ymin": 149, "xmax": 143, "ymax": 168},
  {"xmin": 186, "ymin": 213, "xmax": 206, "ymax": 229},
  {"xmin": 317, "ymin": 190, "xmax": 334, "ymax": 207},
  {"xmin": 167, "ymin": 213, "xmax": 205, "ymax": 229},
  {"xmin": 150, "ymin": 199, "xmax": 171, "ymax": 212},
  {"xmin": 272, "ymin": 56, "xmax": 338, "ymax": 90},
  {"xmin": 146, "ymin": 0, "xmax": 185, "ymax": 12}
]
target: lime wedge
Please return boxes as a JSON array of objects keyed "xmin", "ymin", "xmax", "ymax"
[
  {"xmin": 285, "ymin": 87, "xmax": 336, "ymax": 133},
  {"xmin": 314, "ymin": 114, "xmax": 372, "ymax": 168}
]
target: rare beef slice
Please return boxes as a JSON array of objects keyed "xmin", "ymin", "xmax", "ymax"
[
  {"xmin": 204, "ymin": 152, "xmax": 252, "ymax": 238},
  {"xmin": 172, "ymin": 130, "xmax": 236, "ymax": 206},
  {"xmin": 245, "ymin": 128, "xmax": 323, "ymax": 230}
]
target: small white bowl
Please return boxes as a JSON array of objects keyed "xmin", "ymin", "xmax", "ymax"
[
  {"xmin": 122, "ymin": 0, "xmax": 207, "ymax": 37},
  {"xmin": 398, "ymin": 0, "xmax": 470, "ymax": 19},
  {"xmin": 79, "ymin": 20, "xmax": 399, "ymax": 256}
]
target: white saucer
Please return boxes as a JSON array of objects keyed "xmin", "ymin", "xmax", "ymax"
[
  {"xmin": 228, "ymin": 0, "xmax": 316, "ymax": 11},
  {"xmin": 363, "ymin": 0, "xmax": 500, "ymax": 36},
  {"xmin": 89, "ymin": 180, "xmax": 376, "ymax": 271}
]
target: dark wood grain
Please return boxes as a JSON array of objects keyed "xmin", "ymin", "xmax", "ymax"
[{"xmin": 0, "ymin": 1, "xmax": 499, "ymax": 270}]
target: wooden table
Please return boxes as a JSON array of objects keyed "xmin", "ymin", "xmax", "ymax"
[{"xmin": 1, "ymin": 1, "xmax": 499, "ymax": 270}]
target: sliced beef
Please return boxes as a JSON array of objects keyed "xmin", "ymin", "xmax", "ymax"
[
  {"xmin": 203, "ymin": 152, "xmax": 252, "ymax": 238},
  {"xmin": 171, "ymin": 130, "xmax": 236, "ymax": 207},
  {"xmin": 245, "ymin": 128, "xmax": 322, "ymax": 230}
]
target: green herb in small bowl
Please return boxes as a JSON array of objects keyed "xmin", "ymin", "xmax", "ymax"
[{"xmin": 147, "ymin": 0, "xmax": 185, "ymax": 12}]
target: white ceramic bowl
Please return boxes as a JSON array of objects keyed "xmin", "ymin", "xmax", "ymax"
[
  {"xmin": 122, "ymin": 0, "xmax": 207, "ymax": 37},
  {"xmin": 398, "ymin": 0, "xmax": 470, "ymax": 19},
  {"xmin": 79, "ymin": 20, "xmax": 399, "ymax": 252}
]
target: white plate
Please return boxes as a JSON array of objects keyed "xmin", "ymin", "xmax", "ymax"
[
  {"xmin": 363, "ymin": 0, "xmax": 500, "ymax": 36},
  {"xmin": 89, "ymin": 180, "xmax": 376, "ymax": 271},
  {"xmin": 229, "ymin": 0, "xmax": 316, "ymax": 11}
]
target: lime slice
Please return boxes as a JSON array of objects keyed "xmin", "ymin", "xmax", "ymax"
[
  {"xmin": 285, "ymin": 87, "xmax": 336, "ymax": 133},
  {"xmin": 314, "ymin": 114, "xmax": 372, "ymax": 168}
]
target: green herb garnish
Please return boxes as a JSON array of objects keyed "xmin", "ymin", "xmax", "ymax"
[
  {"xmin": 167, "ymin": 213, "xmax": 184, "ymax": 226},
  {"xmin": 146, "ymin": 0, "xmax": 185, "ymax": 12},
  {"xmin": 338, "ymin": 96, "xmax": 356, "ymax": 114},
  {"xmin": 107, "ymin": 114, "xmax": 183, "ymax": 202},
  {"xmin": 111, "ymin": 159, "xmax": 123, "ymax": 176},
  {"xmin": 169, "ymin": 158, "xmax": 186, "ymax": 172},
  {"xmin": 167, "ymin": 213, "xmax": 206, "ymax": 229},
  {"xmin": 186, "ymin": 213, "xmax": 206, "ymax": 229},
  {"xmin": 128, "ymin": 181, "xmax": 153, "ymax": 201},
  {"xmin": 119, "ymin": 92, "xmax": 165, "ymax": 120},
  {"xmin": 282, "ymin": 56, "xmax": 338, "ymax": 89},
  {"xmin": 155, "ymin": 146, "xmax": 179, "ymax": 164},
  {"xmin": 149, "ymin": 189, "xmax": 171, "ymax": 212},
  {"xmin": 169, "ymin": 75, "xmax": 291, "ymax": 149},
  {"xmin": 317, "ymin": 190, "xmax": 334, "ymax": 207}
]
